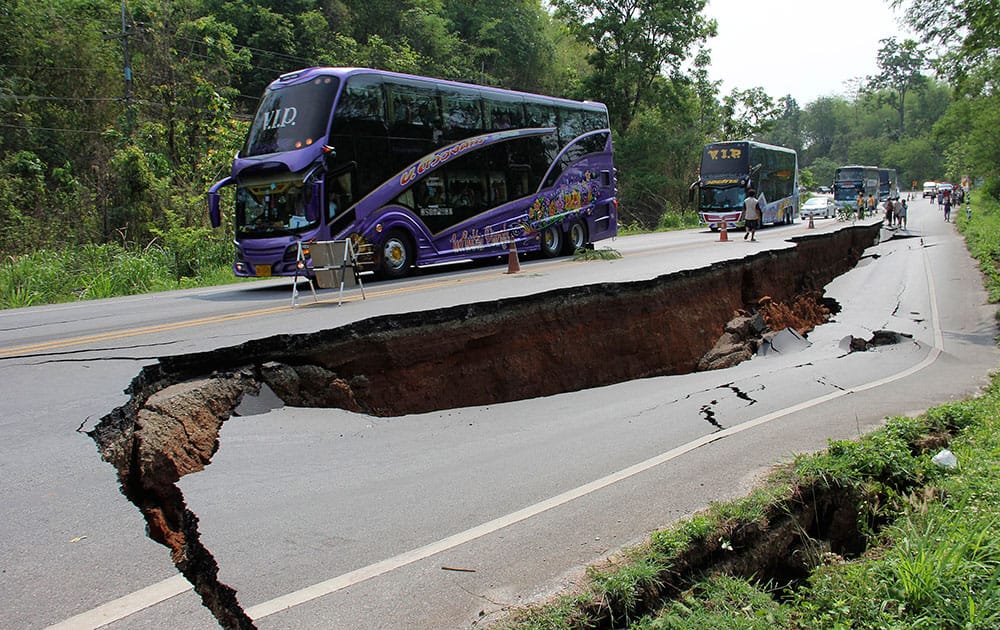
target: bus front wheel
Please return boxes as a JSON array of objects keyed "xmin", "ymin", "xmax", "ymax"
[
  {"xmin": 379, "ymin": 230, "xmax": 413, "ymax": 279},
  {"xmin": 541, "ymin": 225, "xmax": 563, "ymax": 258}
]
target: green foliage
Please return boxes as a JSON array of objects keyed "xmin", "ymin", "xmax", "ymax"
[
  {"xmin": 635, "ymin": 575, "xmax": 788, "ymax": 629},
  {"xmin": 615, "ymin": 104, "xmax": 703, "ymax": 228},
  {"xmin": 587, "ymin": 556, "xmax": 664, "ymax": 625},
  {"xmin": 0, "ymin": 241, "xmax": 238, "ymax": 308},
  {"xmin": 150, "ymin": 209, "xmax": 232, "ymax": 281},
  {"xmin": 552, "ymin": 0, "xmax": 715, "ymax": 133},
  {"xmin": 957, "ymin": 195, "xmax": 1000, "ymax": 303},
  {"xmin": 572, "ymin": 246, "xmax": 622, "ymax": 261}
]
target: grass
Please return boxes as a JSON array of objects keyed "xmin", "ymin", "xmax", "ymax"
[
  {"xmin": 0, "ymin": 240, "xmax": 248, "ymax": 309},
  {"xmin": 496, "ymin": 193, "xmax": 1000, "ymax": 630},
  {"xmin": 619, "ymin": 211, "xmax": 703, "ymax": 235}
]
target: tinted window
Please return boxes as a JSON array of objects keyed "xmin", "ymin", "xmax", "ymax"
[
  {"xmin": 243, "ymin": 76, "xmax": 340, "ymax": 156},
  {"xmin": 557, "ymin": 108, "xmax": 586, "ymax": 144},
  {"xmin": 331, "ymin": 76, "xmax": 386, "ymax": 136},
  {"xmin": 524, "ymin": 102, "xmax": 557, "ymax": 128},
  {"xmin": 486, "ymin": 94, "xmax": 525, "ymax": 131},
  {"xmin": 387, "ymin": 82, "xmax": 439, "ymax": 139},
  {"xmin": 440, "ymin": 87, "xmax": 483, "ymax": 140}
]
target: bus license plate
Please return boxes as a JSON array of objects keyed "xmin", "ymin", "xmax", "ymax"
[{"xmin": 256, "ymin": 264, "xmax": 272, "ymax": 277}]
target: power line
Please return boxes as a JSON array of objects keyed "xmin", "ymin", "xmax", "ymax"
[
  {"xmin": 0, "ymin": 95, "xmax": 121, "ymax": 102},
  {"xmin": 0, "ymin": 122, "xmax": 107, "ymax": 135}
]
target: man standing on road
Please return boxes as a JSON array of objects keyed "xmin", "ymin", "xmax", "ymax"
[{"xmin": 743, "ymin": 190, "xmax": 761, "ymax": 241}]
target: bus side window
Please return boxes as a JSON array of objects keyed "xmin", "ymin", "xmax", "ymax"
[
  {"xmin": 557, "ymin": 108, "xmax": 585, "ymax": 144},
  {"xmin": 525, "ymin": 102, "xmax": 556, "ymax": 128},
  {"xmin": 440, "ymin": 87, "xmax": 484, "ymax": 141},
  {"xmin": 487, "ymin": 95, "xmax": 524, "ymax": 131},
  {"xmin": 387, "ymin": 82, "xmax": 437, "ymax": 139},
  {"xmin": 331, "ymin": 76, "xmax": 386, "ymax": 137}
]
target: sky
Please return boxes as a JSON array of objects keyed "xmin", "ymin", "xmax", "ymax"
[{"xmin": 702, "ymin": 0, "xmax": 916, "ymax": 105}]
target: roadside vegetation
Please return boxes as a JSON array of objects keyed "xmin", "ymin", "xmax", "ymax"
[
  {"xmin": 495, "ymin": 195, "xmax": 1000, "ymax": 629},
  {"xmin": 0, "ymin": 231, "xmax": 242, "ymax": 309}
]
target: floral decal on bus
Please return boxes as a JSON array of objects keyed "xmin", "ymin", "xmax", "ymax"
[{"xmin": 528, "ymin": 172, "xmax": 601, "ymax": 229}]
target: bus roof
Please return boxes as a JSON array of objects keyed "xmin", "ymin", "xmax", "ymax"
[
  {"xmin": 705, "ymin": 139, "xmax": 796, "ymax": 155},
  {"xmin": 271, "ymin": 67, "xmax": 608, "ymax": 113}
]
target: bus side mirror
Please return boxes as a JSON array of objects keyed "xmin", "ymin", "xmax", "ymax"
[{"xmin": 208, "ymin": 192, "xmax": 221, "ymax": 228}]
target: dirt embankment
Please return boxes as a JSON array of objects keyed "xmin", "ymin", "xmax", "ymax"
[{"xmin": 89, "ymin": 224, "xmax": 881, "ymax": 629}]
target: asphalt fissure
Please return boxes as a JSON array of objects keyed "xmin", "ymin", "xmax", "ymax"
[{"xmin": 89, "ymin": 224, "xmax": 882, "ymax": 628}]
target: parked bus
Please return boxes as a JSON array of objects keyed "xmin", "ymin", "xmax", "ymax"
[
  {"xmin": 207, "ymin": 67, "xmax": 618, "ymax": 279},
  {"xmin": 832, "ymin": 165, "xmax": 879, "ymax": 209},
  {"xmin": 690, "ymin": 140, "xmax": 799, "ymax": 231},
  {"xmin": 878, "ymin": 168, "xmax": 899, "ymax": 201}
]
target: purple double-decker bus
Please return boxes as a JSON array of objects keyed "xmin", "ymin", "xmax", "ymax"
[{"xmin": 208, "ymin": 67, "xmax": 618, "ymax": 279}]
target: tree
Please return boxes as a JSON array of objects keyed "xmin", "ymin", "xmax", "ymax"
[
  {"xmin": 806, "ymin": 157, "xmax": 840, "ymax": 189},
  {"xmin": 762, "ymin": 96, "xmax": 802, "ymax": 154},
  {"xmin": 801, "ymin": 97, "xmax": 853, "ymax": 163},
  {"xmin": 552, "ymin": 0, "xmax": 715, "ymax": 133},
  {"xmin": 442, "ymin": 0, "xmax": 557, "ymax": 91},
  {"xmin": 892, "ymin": 0, "xmax": 999, "ymax": 86},
  {"xmin": 865, "ymin": 37, "xmax": 927, "ymax": 138},
  {"xmin": 893, "ymin": 0, "xmax": 1000, "ymax": 194},
  {"xmin": 720, "ymin": 87, "xmax": 780, "ymax": 140},
  {"xmin": 615, "ymin": 97, "xmax": 703, "ymax": 229}
]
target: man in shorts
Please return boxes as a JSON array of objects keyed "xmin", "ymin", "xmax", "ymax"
[{"xmin": 744, "ymin": 190, "xmax": 762, "ymax": 241}]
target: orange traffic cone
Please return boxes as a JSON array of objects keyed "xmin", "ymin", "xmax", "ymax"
[
  {"xmin": 506, "ymin": 240, "xmax": 520, "ymax": 274},
  {"xmin": 719, "ymin": 220, "xmax": 729, "ymax": 242}
]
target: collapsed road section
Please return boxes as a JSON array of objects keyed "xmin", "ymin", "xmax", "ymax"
[{"xmin": 89, "ymin": 223, "xmax": 881, "ymax": 628}]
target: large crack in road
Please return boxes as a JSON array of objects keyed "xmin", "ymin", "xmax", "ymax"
[{"xmin": 88, "ymin": 224, "xmax": 882, "ymax": 628}]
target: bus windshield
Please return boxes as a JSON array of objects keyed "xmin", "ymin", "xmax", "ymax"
[
  {"xmin": 833, "ymin": 183, "xmax": 862, "ymax": 203},
  {"xmin": 236, "ymin": 179, "xmax": 317, "ymax": 237},
  {"xmin": 699, "ymin": 186, "xmax": 745, "ymax": 209},
  {"xmin": 835, "ymin": 168, "xmax": 864, "ymax": 182},
  {"xmin": 243, "ymin": 75, "xmax": 340, "ymax": 156}
]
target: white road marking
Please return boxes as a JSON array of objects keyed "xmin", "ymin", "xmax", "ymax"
[
  {"xmin": 44, "ymin": 575, "xmax": 191, "ymax": 629},
  {"xmin": 48, "ymin": 233, "xmax": 942, "ymax": 627}
]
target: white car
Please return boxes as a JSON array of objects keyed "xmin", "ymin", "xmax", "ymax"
[{"xmin": 800, "ymin": 196, "xmax": 835, "ymax": 218}]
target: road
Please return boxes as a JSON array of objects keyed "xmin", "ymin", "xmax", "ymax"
[{"xmin": 2, "ymin": 197, "xmax": 996, "ymax": 629}]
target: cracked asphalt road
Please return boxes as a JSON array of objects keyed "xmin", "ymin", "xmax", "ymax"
[{"xmin": 3, "ymin": 200, "xmax": 997, "ymax": 629}]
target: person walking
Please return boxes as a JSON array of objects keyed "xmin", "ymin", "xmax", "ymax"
[
  {"xmin": 883, "ymin": 197, "xmax": 894, "ymax": 227},
  {"xmin": 944, "ymin": 195, "xmax": 952, "ymax": 222},
  {"xmin": 856, "ymin": 191, "xmax": 865, "ymax": 218},
  {"xmin": 743, "ymin": 190, "xmax": 762, "ymax": 241},
  {"xmin": 897, "ymin": 198, "xmax": 908, "ymax": 229},
  {"xmin": 866, "ymin": 193, "xmax": 876, "ymax": 219}
]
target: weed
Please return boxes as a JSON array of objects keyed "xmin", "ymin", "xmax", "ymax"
[{"xmin": 573, "ymin": 247, "xmax": 622, "ymax": 261}]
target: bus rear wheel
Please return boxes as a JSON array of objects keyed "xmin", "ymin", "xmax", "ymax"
[
  {"xmin": 564, "ymin": 221, "xmax": 587, "ymax": 254},
  {"xmin": 541, "ymin": 225, "xmax": 563, "ymax": 258},
  {"xmin": 379, "ymin": 230, "xmax": 413, "ymax": 279}
]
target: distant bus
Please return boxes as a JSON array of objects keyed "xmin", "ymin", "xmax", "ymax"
[
  {"xmin": 691, "ymin": 140, "xmax": 799, "ymax": 231},
  {"xmin": 878, "ymin": 168, "xmax": 899, "ymax": 201},
  {"xmin": 832, "ymin": 165, "xmax": 879, "ymax": 209},
  {"xmin": 208, "ymin": 67, "xmax": 618, "ymax": 279}
]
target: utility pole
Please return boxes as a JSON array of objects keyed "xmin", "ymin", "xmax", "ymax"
[{"xmin": 120, "ymin": 0, "xmax": 134, "ymax": 136}]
